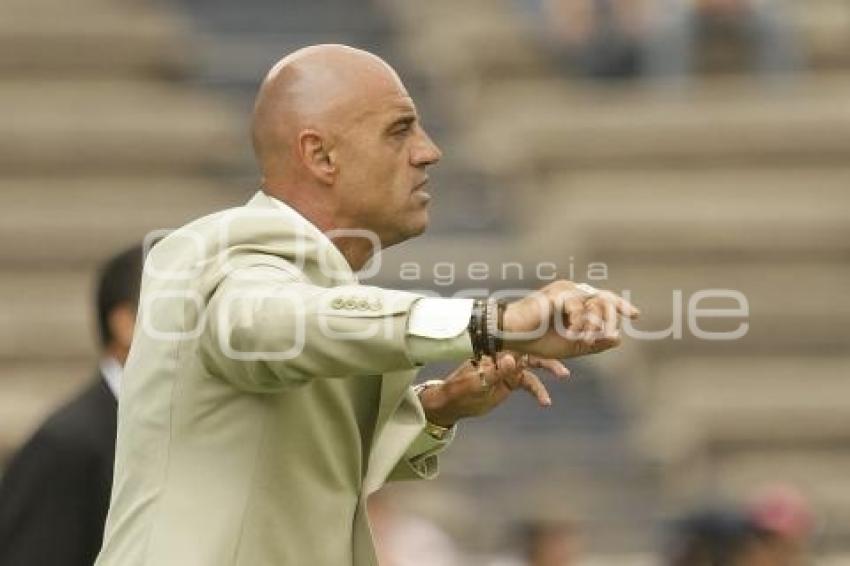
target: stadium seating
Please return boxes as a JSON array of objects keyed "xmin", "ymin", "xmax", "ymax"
[
  {"xmin": 0, "ymin": 0, "xmax": 249, "ymax": 458},
  {"xmin": 2, "ymin": 0, "xmax": 849, "ymax": 559},
  {"xmin": 389, "ymin": 0, "xmax": 850, "ymax": 555}
]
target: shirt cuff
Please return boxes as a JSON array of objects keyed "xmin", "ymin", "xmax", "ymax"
[
  {"xmin": 407, "ymin": 420, "xmax": 457, "ymax": 462},
  {"xmin": 406, "ymin": 297, "xmax": 473, "ymax": 365}
]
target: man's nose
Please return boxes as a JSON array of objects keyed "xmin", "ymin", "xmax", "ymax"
[{"xmin": 411, "ymin": 127, "xmax": 442, "ymax": 167}]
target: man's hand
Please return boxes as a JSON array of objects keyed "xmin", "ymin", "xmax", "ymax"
[
  {"xmin": 502, "ymin": 280, "xmax": 639, "ymax": 359},
  {"xmin": 418, "ymin": 353, "xmax": 570, "ymax": 427}
]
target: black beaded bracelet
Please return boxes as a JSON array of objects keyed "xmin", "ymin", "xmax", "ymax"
[
  {"xmin": 485, "ymin": 297, "xmax": 499, "ymax": 356},
  {"xmin": 495, "ymin": 299, "xmax": 506, "ymax": 352},
  {"xmin": 468, "ymin": 298, "xmax": 487, "ymax": 361},
  {"xmin": 468, "ymin": 297, "xmax": 506, "ymax": 362}
]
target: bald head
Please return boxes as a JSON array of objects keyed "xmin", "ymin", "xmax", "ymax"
[
  {"xmin": 250, "ymin": 44, "xmax": 442, "ymax": 263},
  {"xmin": 251, "ymin": 44, "xmax": 406, "ymax": 185}
]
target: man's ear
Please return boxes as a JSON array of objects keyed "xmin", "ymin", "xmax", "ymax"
[{"xmin": 298, "ymin": 129, "xmax": 337, "ymax": 184}]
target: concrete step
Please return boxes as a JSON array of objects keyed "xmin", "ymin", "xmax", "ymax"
[
  {"xmin": 0, "ymin": 79, "xmax": 248, "ymax": 174},
  {"xmin": 465, "ymin": 75, "xmax": 850, "ymax": 174},
  {"xmin": 797, "ymin": 0, "xmax": 850, "ymax": 69},
  {"xmin": 593, "ymin": 260, "xmax": 850, "ymax": 354},
  {"xmin": 176, "ymin": 0, "xmax": 390, "ymax": 35},
  {"xmin": 0, "ymin": 270, "xmax": 97, "ymax": 362},
  {"xmin": 388, "ymin": 0, "xmax": 546, "ymax": 111},
  {"xmin": 0, "ymin": 176, "xmax": 251, "ymax": 266},
  {"xmin": 1, "ymin": 1, "xmax": 193, "ymax": 77},
  {"xmin": 0, "ymin": 361, "xmax": 93, "ymax": 464},
  {"xmin": 638, "ymin": 356, "xmax": 850, "ymax": 462},
  {"xmin": 534, "ymin": 168, "xmax": 850, "ymax": 257},
  {"xmin": 0, "ymin": 181, "xmax": 250, "ymax": 360},
  {"xmin": 403, "ymin": 15, "xmax": 544, "ymax": 81}
]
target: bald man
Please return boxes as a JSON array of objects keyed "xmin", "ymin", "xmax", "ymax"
[{"xmin": 95, "ymin": 45, "xmax": 637, "ymax": 566}]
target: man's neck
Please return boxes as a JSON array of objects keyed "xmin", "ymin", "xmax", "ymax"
[
  {"xmin": 262, "ymin": 187, "xmax": 377, "ymax": 272},
  {"xmin": 330, "ymin": 236, "xmax": 376, "ymax": 273}
]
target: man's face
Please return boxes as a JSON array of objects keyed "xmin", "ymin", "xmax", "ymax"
[{"xmin": 332, "ymin": 86, "xmax": 442, "ymax": 248}]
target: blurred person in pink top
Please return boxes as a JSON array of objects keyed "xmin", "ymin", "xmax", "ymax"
[{"xmin": 745, "ymin": 484, "xmax": 814, "ymax": 566}]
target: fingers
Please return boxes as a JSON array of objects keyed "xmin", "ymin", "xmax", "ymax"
[
  {"xmin": 580, "ymin": 290, "xmax": 637, "ymax": 345},
  {"xmin": 496, "ymin": 354, "xmax": 568, "ymax": 407},
  {"xmin": 525, "ymin": 356, "xmax": 570, "ymax": 380},
  {"xmin": 518, "ymin": 369, "xmax": 552, "ymax": 407},
  {"xmin": 582, "ymin": 299, "xmax": 605, "ymax": 345},
  {"xmin": 593, "ymin": 291, "xmax": 621, "ymax": 341},
  {"xmin": 477, "ymin": 356, "xmax": 497, "ymax": 390},
  {"xmin": 496, "ymin": 352, "xmax": 518, "ymax": 372},
  {"xmin": 547, "ymin": 282, "xmax": 587, "ymax": 338},
  {"xmin": 448, "ymin": 358, "xmax": 496, "ymax": 395},
  {"xmin": 472, "ymin": 358, "xmax": 512, "ymax": 404},
  {"xmin": 616, "ymin": 295, "xmax": 640, "ymax": 319},
  {"xmin": 494, "ymin": 353, "xmax": 521, "ymax": 391},
  {"xmin": 562, "ymin": 294, "xmax": 587, "ymax": 338},
  {"xmin": 587, "ymin": 335, "xmax": 620, "ymax": 354},
  {"xmin": 601, "ymin": 293, "xmax": 620, "ymax": 339},
  {"xmin": 557, "ymin": 287, "xmax": 623, "ymax": 342}
]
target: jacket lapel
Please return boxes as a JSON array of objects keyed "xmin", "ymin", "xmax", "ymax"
[
  {"xmin": 243, "ymin": 191, "xmax": 423, "ymax": 492},
  {"xmin": 363, "ymin": 373, "xmax": 424, "ymax": 494}
]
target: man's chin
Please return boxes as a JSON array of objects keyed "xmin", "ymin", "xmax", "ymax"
[
  {"xmin": 408, "ymin": 212, "xmax": 430, "ymax": 237},
  {"xmin": 387, "ymin": 215, "xmax": 429, "ymax": 247}
]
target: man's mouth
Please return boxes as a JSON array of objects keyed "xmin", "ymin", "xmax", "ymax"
[
  {"xmin": 412, "ymin": 177, "xmax": 432, "ymax": 205},
  {"xmin": 413, "ymin": 177, "xmax": 430, "ymax": 193}
]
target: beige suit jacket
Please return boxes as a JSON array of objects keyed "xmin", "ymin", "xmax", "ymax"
[{"xmin": 95, "ymin": 191, "xmax": 464, "ymax": 566}]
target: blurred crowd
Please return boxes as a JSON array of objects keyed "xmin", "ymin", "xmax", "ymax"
[
  {"xmin": 371, "ymin": 484, "xmax": 814, "ymax": 566},
  {"xmin": 525, "ymin": 0, "xmax": 801, "ymax": 80},
  {"xmin": 665, "ymin": 486, "xmax": 814, "ymax": 566}
]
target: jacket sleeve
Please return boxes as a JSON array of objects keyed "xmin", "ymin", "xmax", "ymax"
[
  {"xmin": 386, "ymin": 425, "xmax": 456, "ymax": 482},
  {"xmin": 200, "ymin": 265, "xmax": 426, "ymax": 392}
]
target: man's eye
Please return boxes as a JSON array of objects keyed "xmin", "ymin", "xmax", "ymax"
[{"xmin": 392, "ymin": 123, "xmax": 412, "ymax": 136}]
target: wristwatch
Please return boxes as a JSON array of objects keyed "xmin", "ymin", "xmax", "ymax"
[{"xmin": 413, "ymin": 379, "xmax": 455, "ymax": 440}]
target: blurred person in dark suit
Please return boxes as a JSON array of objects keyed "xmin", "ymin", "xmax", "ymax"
[
  {"xmin": 534, "ymin": 0, "xmax": 648, "ymax": 79},
  {"xmin": 666, "ymin": 507, "xmax": 783, "ymax": 566},
  {"xmin": 645, "ymin": 0, "xmax": 801, "ymax": 80},
  {"xmin": 0, "ymin": 245, "xmax": 143, "ymax": 566}
]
